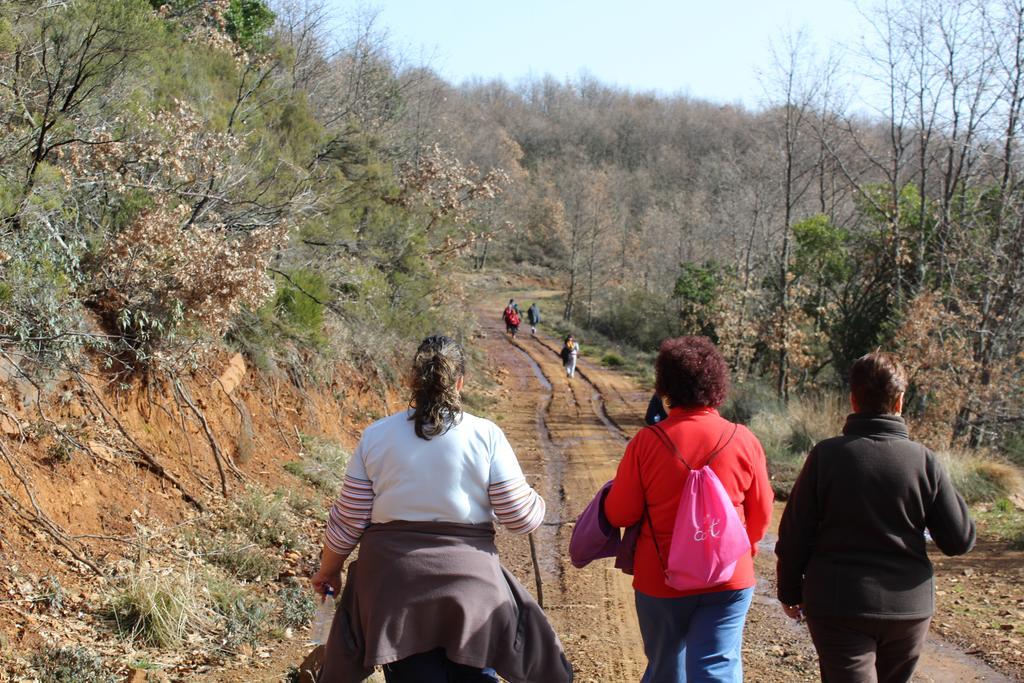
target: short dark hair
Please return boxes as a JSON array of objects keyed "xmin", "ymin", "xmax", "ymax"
[
  {"xmin": 849, "ymin": 352, "xmax": 907, "ymax": 414},
  {"xmin": 654, "ymin": 336, "xmax": 729, "ymax": 409}
]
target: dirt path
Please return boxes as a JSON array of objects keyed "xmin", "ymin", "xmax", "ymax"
[
  {"xmin": 478, "ymin": 295, "xmax": 1015, "ymax": 682},
  {"xmin": 207, "ymin": 293, "xmax": 1018, "ymax": 682}
]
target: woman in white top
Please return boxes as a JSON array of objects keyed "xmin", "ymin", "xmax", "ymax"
[{"xmin": 311, "ymin": 335, "xmax": 566, "ymax": 683}]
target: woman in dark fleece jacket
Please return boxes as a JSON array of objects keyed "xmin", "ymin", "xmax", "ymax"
[{"xmin": 775, "ymin": 352, "xmax": 975, "ymax": 683}]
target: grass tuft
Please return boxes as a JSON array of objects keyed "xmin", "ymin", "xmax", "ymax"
[
  {"xmin": 233, "ymin": 488, "xmax": 302, "ymax": 551},
  {"xmin": 200, "ymin": 533, "xmax": 283, "ymax": 582},
  {"xmin": 108, "ymin": 564, "xmax": 213, "ymax": 648},
  {"xmin": 934, "ymin": 450, "xmax": 1022, "ymax": 504},
  {"xmin": 742, "ymin": 392, "xmax": 846, "ymax": 499},
  {"xmin": 107, "ymin": 563, "xmax": 270, "ymax": 652},
  {"xmin": 748, "ymin": 410, "xmax": 805, "ymax": 498},
  {"xmin": 285, "ymin": 434, "xmax": 350, "ymax": 495}
]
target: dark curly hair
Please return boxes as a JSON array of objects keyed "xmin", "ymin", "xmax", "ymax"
[
  {"xmin": 408, "ymin": 335, "xmax": 466, "ymax": 440},
  {"xmin": 849, "ymin": 351, "xmax": 907, "ymax": 414},
  {"xmin": 654, "ymin": 336, "xmax": 729, "ymax": 409}
]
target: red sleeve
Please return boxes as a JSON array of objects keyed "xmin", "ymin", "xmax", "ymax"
[
  {"xmin": 604, "ymin": 435, "xmax": 646, "ymax": 528},
  {"xmin": 741, "ymin": 432, "xmax": 774, "ymax": 555}
]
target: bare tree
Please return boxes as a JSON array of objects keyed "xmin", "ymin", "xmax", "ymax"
[{"xmin": 761, "ymin": 28, "xmax": 821, "ymax": 399}]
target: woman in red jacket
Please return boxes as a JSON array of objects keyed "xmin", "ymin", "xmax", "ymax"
[{"xmin": 604, "ymin": 336, "xmax": 773, "ymax": 682}]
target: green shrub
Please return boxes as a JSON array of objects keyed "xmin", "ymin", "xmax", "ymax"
[
  {"xmin": 601, "ymin": 352, "xmax": 624, "ymax": 367},
  {"xmin": 225, "ymin": 0, "xmax": 275, "ymax": 49},
  {"xmin": 721, "ymin": 379, "xmax": 782, "ymax": 425},
  {"xmin": 282, "ymin": 487, "xmax": 324, "ymax": 518},
  {"xmin": 30, "ymin": 646, "xmax": 114, "ymax": 683},
  {"xmin": 269, "ymin": 269, "xmax": 330, "ymax": 346},
  {"xmin": 1001, "ymin": 428, "xmax": 1024, "ymax": 469},
  {"xmin": 202, "ymin": 534, "xmax": 282, "ymax": 582},
  {"xmin": 208, "ymin": 575, "xmax": 269, "ymax": 650},
  {"xmin": 233, "ymin": 489, "xmax": 302, "ymax": 550},
  {"xmin": 278, "ymin": 579, "xmax": 316, "ymax": 629},
  {"xmin": 462, "ymin": 390, "xmax": 498, "ymax": 417},
  {"xmin": 973, "ymin": 498, "xmax": 1024, "ymax": 549},
  {"xmin": 46, "ymin": 441, "xmax": 74, "ymax": 465}
]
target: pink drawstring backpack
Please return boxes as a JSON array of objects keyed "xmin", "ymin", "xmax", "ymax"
[{"xmin": 649, "ymin": 423, "xmax": 751, "ymax": 591}]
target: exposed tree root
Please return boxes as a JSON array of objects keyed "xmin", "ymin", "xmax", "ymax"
[
  {"xmin": 264, "ymin": 375, "xmax": 296, "ymax": 451},
  {"xmin": 168, "ymin": 384, "xmax": 217, "ymax": 495},
  {"xmin": 74, "ymin": 373, "xmax": 205, "ymax": 512},
  {"xmin": 0, "ymin": 351, "xmax": 94, "ymax": 460},
  {"xmin": 173, "ymin": 379, "xmax": 246, "ymax": 496},
  {"xmin": 0, "ymin": 440, "xmax": 104, "ymax": 575}
]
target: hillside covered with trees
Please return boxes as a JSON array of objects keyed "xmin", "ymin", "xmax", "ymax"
[
  {"xmin": 3, "ymin": 0, "xmax": 1023, "ymax": 449},
  {"xmin": 441, "ymin": 0, "xmax": 1024, "ymax": 453}
]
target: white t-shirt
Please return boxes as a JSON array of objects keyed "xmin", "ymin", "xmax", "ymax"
[{"xmin": 345, "ymin": 410, "xmax": 525, "ymax": 524}]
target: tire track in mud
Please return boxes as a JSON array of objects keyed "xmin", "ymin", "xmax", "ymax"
[
  {"xmin": 481, "ymin": 304, "xmax": 1011, "ymax": 682},
  {"xmin": 529, "ymin": 336, "xmax": 636, "ymax": 441},
  {"xmin": 479, "ymin": 318, "xmax": 647, "ymax": 682}
]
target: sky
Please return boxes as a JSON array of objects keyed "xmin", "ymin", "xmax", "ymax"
[{"xmin": 327, "ymin": 0, "xmax": 870, "ymax": 108}]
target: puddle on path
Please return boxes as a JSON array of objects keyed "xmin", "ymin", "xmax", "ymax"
[
  {"xmin": 591, "ymin": 390, "xmax": 629, "ymax": 440},
  {"xmin": 514, "ymin": 342, "xmax": 552, "ymax": 391},
  {"xmin": 508, "ymin": 341, "xmax": 563, "ymax": 580}
]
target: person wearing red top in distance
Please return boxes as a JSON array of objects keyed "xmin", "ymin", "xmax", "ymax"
[{"xmin": 604, "ymin": 336, "xmax": 773, "ymax": 682}]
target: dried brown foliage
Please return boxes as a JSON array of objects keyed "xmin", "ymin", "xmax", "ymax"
[
  {"xmin": 895, "ymin": 291, "xmax": 978, "ymax": 444},
  {"xmin": 93, "ymin": 201, "xmax": 285, "ymax": 363},
  {"xmin": 397, "ymin": 144, "xmax": 510, "ymax": 251}
]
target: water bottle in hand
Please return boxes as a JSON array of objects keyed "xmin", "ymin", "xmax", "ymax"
[{"xmin": 310, "ymin": 587, "xmax": 336, "ymax": 645}]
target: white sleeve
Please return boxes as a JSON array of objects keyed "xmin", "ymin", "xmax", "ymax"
[
  {"xmin": 345, "ymin": 437, "xmax": 369, "ymax": 480},
  {"xmin": 487, "ymin": 423, "xmax": 524, "ymax": 484}
]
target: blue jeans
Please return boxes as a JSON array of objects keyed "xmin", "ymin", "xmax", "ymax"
[
  {"xmin": 635, "ymin": 587, "xmax": 754, "ymax": 682},
  {"xmin": 382, "ymin": 648, "xmax": 499, "ymax": 683}
]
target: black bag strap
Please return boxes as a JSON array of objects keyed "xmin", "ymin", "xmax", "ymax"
[{"xmin": 642, "ymin": 421, "xmax": 739, "ymax": 573}]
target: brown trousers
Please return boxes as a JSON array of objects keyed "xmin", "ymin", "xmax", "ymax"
[{"xmin": 806, "ymin": 615, "xmax": 931, "ymax": 683}]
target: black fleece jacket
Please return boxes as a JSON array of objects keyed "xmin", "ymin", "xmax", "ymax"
[{"xmin": 776, "ymin": 414, "xmax": 975, "ymax": 619}]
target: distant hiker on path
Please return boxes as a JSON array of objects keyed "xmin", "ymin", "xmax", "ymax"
[
  {"xmin": 776, "ymin": 351, "xmax": 976, "ymax": 683},
  {"xmin": 560, "ymin": 335, "xmax": 578, "ymax": 378},
  {"xmin": 603, "ymin": 336, "xmax": 773, "ymax": 681},
  {"xmin": 527, "ymin": 303, "xmax": 540, "ymax": 335},
  {"xmin": 311, "ymin": 335, "xmax": 571, "ymax": 683},
  {"xmin": 503, "ymin": 300, "xmax": 521, "ymax": 338}
]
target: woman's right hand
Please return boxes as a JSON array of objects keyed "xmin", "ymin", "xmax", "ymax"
[{"xmin": 310, "ymin": 567, "xmax": 341, "ymax": 598}]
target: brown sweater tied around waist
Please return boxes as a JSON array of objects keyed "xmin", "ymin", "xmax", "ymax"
[{"xmin": 318, "ymin": 520, "xmax": 573, "ymax": 683}]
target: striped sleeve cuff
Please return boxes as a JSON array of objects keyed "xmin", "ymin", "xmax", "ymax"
[
  {"xmin": 489, "ymin": 477, "xmax": 546, "ymax": 534},
  {"xmin": 324, "ymin": 475, "xmax": 374, "ymax": 556}
]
